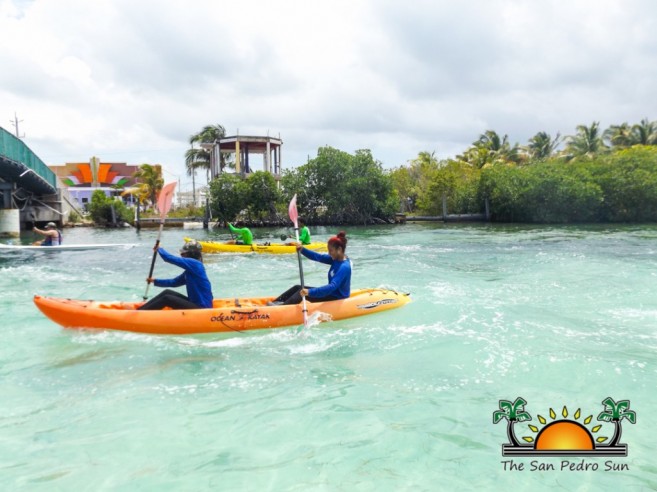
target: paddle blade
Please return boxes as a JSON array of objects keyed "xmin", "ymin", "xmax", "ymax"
[
  {"xmin": 157, "ymin": 182, "xmax": 177, "ymax": 218},
  {"xmin": 288, "ymin": 194, "xmax": 298, "ymax": 227}
]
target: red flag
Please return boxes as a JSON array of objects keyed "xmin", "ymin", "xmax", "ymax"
[
  {"xmin": 288, "ymin": 194, "xmax": 298, "ymax": 226},
  {"xmin": 157, "ymin": 182, "xmax": 177, "ymax": 218}
]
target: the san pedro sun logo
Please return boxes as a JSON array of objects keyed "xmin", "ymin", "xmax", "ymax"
[{"xmin": 493, "ymin": 397, "xmax": 636, "ymax": 457}]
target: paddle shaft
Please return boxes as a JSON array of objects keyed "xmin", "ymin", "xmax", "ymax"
[
  {"xmin": 143, "ymin": 222, "xmax": 164, "ymax": 299},
  {"xmin": 294, "ymin": 223, "xmax": 308, "ymax": 327},
  {"xmin": 142, "ymin": 181, "xmax": 177, "ymax": 300}
]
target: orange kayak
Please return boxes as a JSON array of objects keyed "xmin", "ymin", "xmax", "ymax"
[{"xmin": 33, "ymin": 289, "xmax": 411, "ymax": 335}]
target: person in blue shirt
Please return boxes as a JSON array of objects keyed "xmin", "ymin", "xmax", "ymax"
[
  {"xmin": 138, "ymin": 240, "xmax": 214, "ymax": 310},
  {"xmin": 270, "ymin": 231, "xmax": 351, "ymax": 305}
]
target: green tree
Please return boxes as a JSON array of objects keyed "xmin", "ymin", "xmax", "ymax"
[
  {"xmin": 244, "ymin": 171, "xmax": 281, "ymax": 220},
  {"xmin": 389, "ymin": 166, "xmax": 414, "ymax": 212},
  {"xmin": 132, "ymin": 164, "xmax": 163, "ymax": 210},
  {"xmin": 459, "ymin": 130, "xmax": 522, "ymax": 167},
  {"xmin": 604, "ymin": 123, "xmax": 634, "ymax": 148},
  {"xmin": 479, "ymin": 164, "xmax": 530, "ymax": 222},
  {"xmin": 597, "ymin": 397, "xmax": 636, "ymax": 447},
  {"xmin": 284, "ymin": 146, "xmax": 351, "ymax": 223},
  {"xmin": 493, "ymin": 397, "xmax": 532, "ymax": 446},
  {"xmin": 564, "ymin": 122, "xmax": 608, "ymax": 160},
  {"xmin": 281, "ymin": 146, "xmax": 397, "ymax": 224},
  {"xmin": 88, "ymin": 189, "xmax": 132, "ymax": 226},
  {"xmin": 343, "ymin": 149, "xmax": 397, "ymax": 223},
  {"xmin": 186, "ymin": 124, "xmax": 229, "ymax": 180},
  {"xmin": 208, "ymin": 173, "xmax": 247, "ymax": 223},
  {"xmin": 589, "ymin": 146, "xmax": 657, "ymax": 221},
  {"xmin": 631, "ymin": 118, "xmax": 657, "ymax": 145},
  {"xmin": 522, "ymin": 162, "xmax": 602, "ymax": 223},
  {"xmin": 394, "ymin": 151, "xmax": 441, "ymax": 214},
  {"xmin": 427, "ymin": 159, "xmax": 482, "ymax": 215},
  {"xmin": 526, "ymin": 131, "xmax": 561, "ymax": 160}
]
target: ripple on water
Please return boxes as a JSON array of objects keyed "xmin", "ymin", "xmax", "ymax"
[{"xmin": 3, "ymin": 224, "xmax": 657, "ymax": 490}]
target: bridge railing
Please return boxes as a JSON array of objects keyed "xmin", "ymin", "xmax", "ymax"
[{"xmin": 0, "ymin": 127, "xmax": 58, "ymax": 189}]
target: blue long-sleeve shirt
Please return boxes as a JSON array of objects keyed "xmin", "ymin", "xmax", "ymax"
[
  {"xmin": 301, "ymin": 248, "xmax": 352, "ymax": 300},
  {"xmin": 154, "ymin": 248, "xmax": 214, "ymax": 308}
]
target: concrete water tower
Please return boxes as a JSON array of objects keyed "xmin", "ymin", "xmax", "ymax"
[{"xmin": 203, "ymin": 133, "xmax": 282, "ymax": 181}]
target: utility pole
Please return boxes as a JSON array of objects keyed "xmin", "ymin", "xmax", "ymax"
[{"xmin": 10, "ymin": 112, "xmax": 25, "ymax": 138}]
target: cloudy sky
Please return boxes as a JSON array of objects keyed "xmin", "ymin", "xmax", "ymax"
[{"xmin": 2, "ymin": 0, "xmax": 657, "ymax": 189}]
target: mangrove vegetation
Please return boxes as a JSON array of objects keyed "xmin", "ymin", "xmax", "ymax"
[{"xmin": 179, "ymin": 119, "xmax": 657, "ymax": 225}]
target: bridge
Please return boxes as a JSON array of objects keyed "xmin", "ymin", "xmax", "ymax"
[{"xmin": 0, "ymin": 126, "xmax": 66, "ymax": 237}]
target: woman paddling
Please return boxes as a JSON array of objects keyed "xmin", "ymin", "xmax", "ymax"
[
  {"xmin": 138, "ymin": 240, "xmax": 213, "ymax": 310},
  {"xmin": 270, "ymin": 231, "xmax": 351, "ymax": 305}
]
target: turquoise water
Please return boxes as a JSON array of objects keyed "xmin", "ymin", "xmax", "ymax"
[{"xmin": 2, "ymin": 224, "xmax": 656, "ymax": 491}]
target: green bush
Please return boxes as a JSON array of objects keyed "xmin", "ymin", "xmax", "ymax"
[
  {"xmin": 88, "ymin": 190, "xmax": 133, "ymax": 226},
  {"xmin": 478, "ymin": 148, "xmax": 657, "ymax": 223},
  {"xmin": 208, "ymin": 173, "xmax": 247, "ymax": 223},
  {"xmin": 68, "ymin": 210, "xmax": 81, "ymax": 223}
]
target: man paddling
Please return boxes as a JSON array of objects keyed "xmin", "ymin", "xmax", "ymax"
[
  {"xmin": 284, "ymin": 217, "xmax": 312, "ymax": 245},
  {"xmin": 33, "ymin": 222, "xmax": 62, "ymax": 246},
  {"xmin": 228, "ymin": 222, "xmax": 253, "ymax": 245}
]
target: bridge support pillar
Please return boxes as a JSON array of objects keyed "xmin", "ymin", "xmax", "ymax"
[{"xmin": 0, "ymin": 209, "xmax": 20, "ymax": 238}]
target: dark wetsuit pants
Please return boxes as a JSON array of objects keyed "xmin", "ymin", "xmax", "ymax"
[
  {"xmin": 138, "ymin": 289, "xmax": 201, "ymax": 310},
  {"xmin": 274, "ymin": 285, "xmax": 340, "ymax": 305}
]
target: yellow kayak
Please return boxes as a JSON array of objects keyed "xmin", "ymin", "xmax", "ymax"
[{"xmin": 185, "ymin": 237, "xmax": 327, "ymax": 254}]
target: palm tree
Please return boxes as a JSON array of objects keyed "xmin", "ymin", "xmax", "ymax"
[
  {"xmin": 132, "ymin": 164, "xmax": 164, "ymax": 210},
  {"xmin": 493, "ymin": 397, "xmax": 532, "ymax": 446},
  {"xmin": 477, "ymin": 130, "xmax": 522, "ymax": 164},
  {"xmin": 564, "ymin": 122, "xmax": 608, "ymax": 160},
  {"xmin": 604, "ymin": 123, "xmax": 633, "ymax": 148},
  {"xmin": 456, "ymin": 145, "xmax": 490, "ymax": 169},
  {"xmin": 631, "ymin": 118, "xmax": 657, "ymax": 145},
  {"xmin": 186, "ymin": 124, "xmax": 228, "ymax": 180},
  {"xmin": 526, "ymin": 131, "xmax": 561, "ymax": 160},
  {"xmin": 597, "ymin": 397, "xmax": 636, "ymax": 447},
  {"xmin": 458, "ymin": 130, "xmax": 522, "ymax": 168}
]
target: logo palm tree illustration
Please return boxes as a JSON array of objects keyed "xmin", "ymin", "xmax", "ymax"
[
  {"xmin": 597, "ymin": 397, "xmax": 636, "ymax": 447},
  {"xmin": 493, "ymin": 397, "xmax": 532, "ymax": 446}
]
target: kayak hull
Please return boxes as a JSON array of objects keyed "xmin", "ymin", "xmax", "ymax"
[
  {"xmin": 33, "ymin": 289, "xmax": 411, "ymax": 335},
  {"xmin": 0, "ymin": 243, "xmax": 137, "ymax": 252},
  {"xmin": 185, "ymin": 237, "xmax": 327, "ymax": 254}
]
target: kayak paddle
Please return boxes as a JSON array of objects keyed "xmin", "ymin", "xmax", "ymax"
[
  {"xmin": 288, "ymin": 194, "xmax": 308, "ymax": 329},
  {"xmin": 143, "ymin": 181, "xmax": 177, "ymax": 300}
]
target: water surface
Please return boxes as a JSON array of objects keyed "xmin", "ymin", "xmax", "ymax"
[{"xmin": 1, "ymin": 223, "xmax": 656, "ymax": 490}]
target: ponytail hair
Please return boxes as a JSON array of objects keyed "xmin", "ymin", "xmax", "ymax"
[{"xmin": 328, "ymin": 231, "xmax": 347, "ymax": 251}]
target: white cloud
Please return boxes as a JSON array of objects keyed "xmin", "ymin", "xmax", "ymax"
[{"xmin": 2, "ymin": 0, "xmax": 657, "ymax": 191}]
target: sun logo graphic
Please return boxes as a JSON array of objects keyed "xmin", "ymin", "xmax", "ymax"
[{"xmin": 493, "ymin": 397, "xmax": 636, "ymax": 457}]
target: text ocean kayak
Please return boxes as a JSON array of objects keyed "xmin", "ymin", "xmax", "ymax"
[
  {"xmin": 34, "ymin": 289, "xmax": 411, "ymax": 335},
  {"xmin": 184, "ymin": 237, "xmax": 327, "ymax": 254}
]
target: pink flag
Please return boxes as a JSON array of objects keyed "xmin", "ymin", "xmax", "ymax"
[
  {"xmin": 288, "ymin": 194, "xmax": 298, "ymax": 226},
  {"xmin": 157, "ymin": 182, "xmax": 177, "ymax": 218}
]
